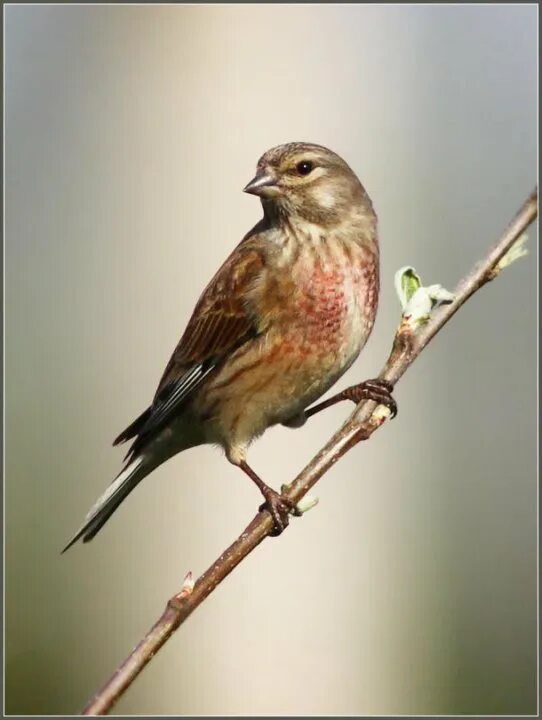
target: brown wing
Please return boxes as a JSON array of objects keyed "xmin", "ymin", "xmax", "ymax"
[
  {"xmin": 155, "ymin": 244, "xmax": 264, "ymax": 396},
  {"xmin": 114, "ymin": 241, "xmax": 265, "ymax": 454}
]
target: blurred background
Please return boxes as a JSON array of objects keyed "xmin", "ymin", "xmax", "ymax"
[{"xmin": 5, "ymin": 4, "xmax": 537, "ymax": 715}]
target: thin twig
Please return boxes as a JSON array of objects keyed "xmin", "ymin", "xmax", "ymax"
[{"xmin": 82, "ymin": 189, "xmax": 537, "ymax": 716}]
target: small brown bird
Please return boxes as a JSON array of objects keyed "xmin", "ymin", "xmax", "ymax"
[{"xmin": 63, "ymin": 142, "xmax": 396, "ymax": 551}]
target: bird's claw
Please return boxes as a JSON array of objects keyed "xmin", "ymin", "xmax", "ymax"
[
  {"xmin": 259, "ymin": 489, "xmax": 297, "ymax": 536},
  {"xmin": 343, "ymin": 378, "xmax": 398, "ymax": 418}
]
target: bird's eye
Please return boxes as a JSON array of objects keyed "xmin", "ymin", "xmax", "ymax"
[{"xmin": 296, "ymin": 160, "xmax": 313, "ymax": 176}]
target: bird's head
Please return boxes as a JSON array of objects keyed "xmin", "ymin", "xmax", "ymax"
[{"xmin": 243, "ymin": 142, "xmax": 370, "ymax": 225}]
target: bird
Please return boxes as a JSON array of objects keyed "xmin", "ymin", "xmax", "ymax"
[{"xmin": 62, "ymin": 142, "xmax": 396, "ymax": 552}]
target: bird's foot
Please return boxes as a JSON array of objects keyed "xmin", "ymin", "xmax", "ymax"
[
  {"xmin": 238, "ymin": 460, "xmax": 299, "ymax": 536},
  {"xmin": 342, "ymin": 379, "xmax": 398, "ymax": 418},
  {"xmin": 259, "ymin": 488, "xmax": 297, "ymax": 536}
]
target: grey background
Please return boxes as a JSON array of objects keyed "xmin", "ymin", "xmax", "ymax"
[{"xmin": 5, "ymin": 4, "xmax": 537, "ymax": 715}]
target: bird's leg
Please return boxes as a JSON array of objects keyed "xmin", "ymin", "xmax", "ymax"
[
  {"xmin": 239, "ymin": 461, "xmax": 296, "ymax": 536},
  {"xmin": 305, "ymin": 378, "xmax": 398, "ymax": 420}
]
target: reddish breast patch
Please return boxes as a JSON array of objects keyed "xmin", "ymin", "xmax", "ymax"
[{"xmin": 295, "ymin": 261, "xmax": 348, "ymax": 349}]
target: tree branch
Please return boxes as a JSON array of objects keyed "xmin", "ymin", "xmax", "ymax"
[{"xmin": 82, "ymin": 188, "xmax": 538, "ymax": 716}]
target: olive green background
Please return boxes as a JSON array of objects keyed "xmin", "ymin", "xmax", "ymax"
[{"xmin": 5, "ymin": 4, "xmax": 537, "ymax": 715}]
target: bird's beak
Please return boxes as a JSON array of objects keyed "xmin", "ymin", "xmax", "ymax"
[{"xmin": 243, "ymin": 170, "xmax": 278, "ymax": 197}]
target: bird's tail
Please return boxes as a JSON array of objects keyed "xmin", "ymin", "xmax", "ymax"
[{"xmin": 62, "ymin": 456, "xmax": 150, "ymax": 553}]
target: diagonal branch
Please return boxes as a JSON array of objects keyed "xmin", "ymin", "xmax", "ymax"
[{"xmin": 82, "ymin": 188, "xmax": 538, "ymax": 716}]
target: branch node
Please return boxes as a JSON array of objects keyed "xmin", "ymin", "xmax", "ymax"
[
  {"xmin": 486, "ymin": 232, "xmax": 529, "ymax": 281},
  {"xmin": 171, "ymin": 571, "xmax": 194, "ymax": 606},
  {"xmin": 281, "ymin": 484, "xmax": 319, "ymax": 515}
]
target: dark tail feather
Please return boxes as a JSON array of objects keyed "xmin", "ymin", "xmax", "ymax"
[
  {"xmin": 61, "ymin": 457, "xmax": 147, "ymax": 553},
  {"xmin": 113, "ymin": 407, "xmax": 152, "ymax": 446}
]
